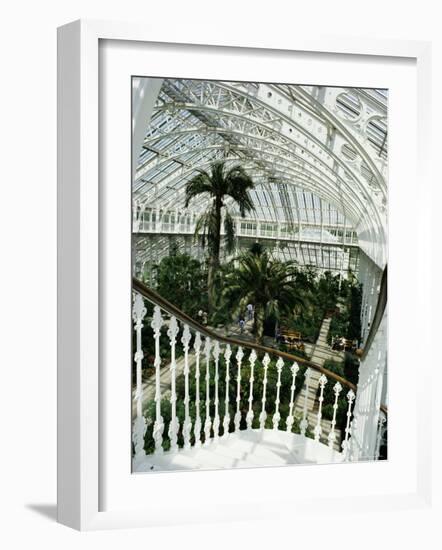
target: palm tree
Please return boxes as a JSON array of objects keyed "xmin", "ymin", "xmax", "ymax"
[
  {"xmin": 224, "ymin": 251, "xmax": 307, "ymax": 343},
  {"xmin": 185, "ymin": 160, "xmax": 255, "ymax": 310}
]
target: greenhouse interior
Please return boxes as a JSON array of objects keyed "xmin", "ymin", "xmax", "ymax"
[{"xmin": 131, "ymin": 78, "xmax": 388, "ymax": 473}]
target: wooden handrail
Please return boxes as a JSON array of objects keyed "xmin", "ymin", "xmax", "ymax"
[{"xmin": 133, "ymin": 276, "xmax": 387, "ymax": 421}]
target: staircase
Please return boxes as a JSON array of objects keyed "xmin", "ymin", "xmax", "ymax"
[{"xmin": 131, "ymin": 279, "xmax": 359, "ymax": 472}]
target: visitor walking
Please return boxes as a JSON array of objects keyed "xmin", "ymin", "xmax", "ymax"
[{"xmin": 238, "ymin": 315, "xmax": 245, "ymax": 334}]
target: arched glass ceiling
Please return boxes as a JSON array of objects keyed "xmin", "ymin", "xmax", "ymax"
[{"xmin": 133, "ymin": 78, "xmax": 388, "ymax": 268}]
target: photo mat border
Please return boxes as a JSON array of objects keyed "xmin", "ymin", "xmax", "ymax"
[{"xmin": 57, "ymin": 18, "xmax": 432, "ymax": 530}]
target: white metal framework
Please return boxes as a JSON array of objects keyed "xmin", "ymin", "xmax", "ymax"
[
  {"xmin": 131, "ymin": 77, "xmax": 388, "ymax": 473},
  {"xmin": 133, "ymin": 78, "xmax": 388, "ymax": 271}
]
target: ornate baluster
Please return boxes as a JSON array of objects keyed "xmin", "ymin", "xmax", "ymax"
[
  {"xmin": 314, "ymin": 374, "xmax": 328, "ymax": 442},
  {"xmin": 181, "ymin": 324, "xmax": 192, "ymax": 450},
  {"xmin": 132, "ymin": 294, "xmax": 147, "ymax": 456},
  {"xmin": 341, "ymin": 389, "xmax": 356, "ymax": 459},
  {"xmin": 151, "ymin": 305, "xmax": 164, "ymax": 454},
  {"xmin": 286, "ymin": 362, "xmax": 299, "ymax": 433},
  {"xmin": 259, "ymin": 353, "xmax": 270, "ymax": 430},
  {"xmin": 234, "ymin": 347, "xmax": 244, "ymax": 432},
  {"xmin": 300, "ymin": 368, "xmax": 312, "ymax": 437},
  {"xmin": 212, "ymin": 341, "xmax": 221, "ymax": 441},
  {"xmin": 272, "ymin": 357, "xmax": 284, "ymax": 430},
  {"xmin": 347, "ymin": 416, "xmax": 359, "ymax": 461},
  {"xmin": 328, "ymin": 382, "xmax": 343, "ymax": 448},
  {"xmin": 375, "ymin": 413, "xmax": 387, "ymax": 460},
  {"xmin": 167, "ymin": 316, "xmax": 179, "ymax": 452},
  {"xmin": 223, "ymin": 345, "xmax": 232, "ymax": 437},
  {"xmin": 246, "ymin": 350, "xmax": 257, "ymax": 430},
  {"xmin": 204, "ymin": 337, "xmax": 212, "ymax": 445},
  {"xmin": 193, "ymin": 332, "xmax": 202, "ymax": 448}
]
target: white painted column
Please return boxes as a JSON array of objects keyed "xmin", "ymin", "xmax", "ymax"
[
  {"xmin": 132, "ymin": 294, "xmax": 147, "ymax": 457},
  {"xmin": 181, "ymin": 324, "xmax": 192, "ymax": 450},
  {"xmin": 246, "ymin": 350, "xmax": 257, "ymax": 430},
  {"xmin": 167, "ymin": 317, "xmax": 180, "ymax": 452},
  {"xmin": 259, "ymin": 353, "xmax": 270, "ymax": 430},
  {"xmin": 212, "ymin": 341, "xmax": 221, "ymax": 440},
  {"xmin": 234, "ymin": 347, "xmax": 244, "ymax": 432},
  {"xmin": 300, "ymin": 368, "xmax": 312, "ymax": 437},
  {"xmin": 328, "ymin": 382, "xmax": 343, "ymax": 448},
  {"xmin": 193, "ymin": 332, "xmax": 202, "ymax": 447},
  {"xmin": 223, "ymin": 345, "xmax": 232, "ymax": 437},
  {"xmin": 151, "ymin": 306, "xmax": 164, "ymax": 454},
  {"xmin": 272, "ymin": 358, "xmax": 284, "ymax": 430},
  {"xmin": 286, "ymin": 362, "xmax": 300, "ymax": 432},
  {"xmin": 204, "ymin": 338, "xmax": 212, "ymax": 445},
  {"xmin": 314, "ymin": 374, "xmax": 328, "ymax": 442}
]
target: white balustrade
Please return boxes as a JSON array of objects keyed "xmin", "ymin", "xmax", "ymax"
[
  {"xmin": 300, "ymin": 368, "xmax": 312, "ymax": 437},
  {"xmin": 286, "ymin": 362, "xmax": 299, "ymax": 433},
  {"xmin": 131, "ymin": 291, "xmax": 378, "ymax": 465},
  {"xmin": 181, "ymin": 324, "xmax": 192, "ymax": 450},
  {"xmin": 375, "ymin": 413, "xmax": 387, "ymax": 460},
  {"xmin": 223, "ymin": 345, "xmax": 232, "ymax": 437},
  {"xmin": 272, "ymin": 357, "xmax": 284, "ymax": 430},
  {"xmin": 314, "ymin": 374, "xmax": 328, "ymax": 442},
  {"xmin": 259, "ymin": 353, "xmax": 270, "ymax": 430},
  {"xmin": 212, "ymin": 341, "xmax": 221, "ymax": 440},
  {"xmin": 328, "ymin": 381, "xmax": 343, "ymax": 448},
  {"xmin": 151, "ymin": 305, "xmax": 164, "ymax": 454},
  {"xmin": 246, "ymin": 350, "xmax": 257, "ymax": 430},
  {"xmin": 204, "ymin": 337, "xmax": 212, "ymax": 446},
  {"xmin": 234, "ymin": 347, "xmax": 244, "ymax": 432},
  {"xmin": 167, "ymin": 316, "xmax": 180, "ymax": 452},
  {"xmin": 342, "ymin": 389, "xmax": 356, "ymax": 459},
  {"xmin": 193, "ymin": 332, "xmax": 202, "ymax": 448}
]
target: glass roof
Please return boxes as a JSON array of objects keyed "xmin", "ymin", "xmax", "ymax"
[{"xmin": 133, "ymin": 78, "xmax": 388, "ymax": 269}]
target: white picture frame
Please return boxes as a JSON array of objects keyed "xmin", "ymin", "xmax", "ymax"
[{"xmin": 57, "ymin": 19, "xmax": 432, "ymax": 530}]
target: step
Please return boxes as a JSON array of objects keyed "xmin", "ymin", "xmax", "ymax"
[{"xmin": 133, "ymin": 429, "xmax": 344, "ymax": 472}]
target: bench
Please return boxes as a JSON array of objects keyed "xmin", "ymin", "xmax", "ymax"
[{"xmin": 278, "ymin": 329, "xmax": 305, "ymax": 351}]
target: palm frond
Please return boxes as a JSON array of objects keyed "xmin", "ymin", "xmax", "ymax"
[
  {"xmin": 184, "ymin": 170, "xmax": 214, "ymax": 207},
  {"xmin": 194, "ymin": 208, "xmax": 218, "ymax": 252},
  {"xmin": 223, "ymin": 210, "xmax": 236, "ymax": 253}
]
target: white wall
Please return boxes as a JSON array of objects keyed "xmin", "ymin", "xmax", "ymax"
[{"xmin": 0, "ymin": 1, "xmax": 440, "ymax": 548}]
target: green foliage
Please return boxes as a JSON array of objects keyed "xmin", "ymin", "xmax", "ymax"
[
  {"xmin": 328, "ymin": 310, "xmax": 350, "ymax": 345},
  {"xmin": 327, "ymin": 282, "xmax": 362, "ymax": 345},
  {"xmin": 249, "ymin": 241, "xmax": 265, "ymax": 257},
  {"xmin": 316, "ymin": 271, "xmax": 340, "ymax": 312},
  {"xmin": 284, "ymin": 269, "xmax": 341, "ymax": 343},
  {"xmin": 155, "ymin": 253, "xmax": 208, "ymax": 318},
  {"xmin": 343, "ymin": 352, "xmax": 360, "ymax": 386},
  {"xmin": 348, "ymin": 284, "xmax": 362, "ymax": 341},
  {"xmin": 284, "ymin": 309, "xmax": 322, "ymax": 343},
  {"xmin": 223, "ymin": 251, "xmax": 307, "ymax": 341}
]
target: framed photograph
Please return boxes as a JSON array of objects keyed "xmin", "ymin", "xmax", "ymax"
[{"xmin": 57, "ymin": 20, "xmax": 432, "ymax": 530}]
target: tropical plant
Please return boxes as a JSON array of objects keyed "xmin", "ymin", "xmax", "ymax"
[
  {"xmin": 154, "ymin": 253, "xmax": 207, "ymax": 318},
  {"xmin": 249, "ymin": 241, "xmax": 265, "ymax": 257},
  {"xmin": 223, "ymin": 251, "xmax": 307, "ymax": 342},
  {"xmin": 184, "ymin": 160, "xmax": 255, "ymax": 310}
]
